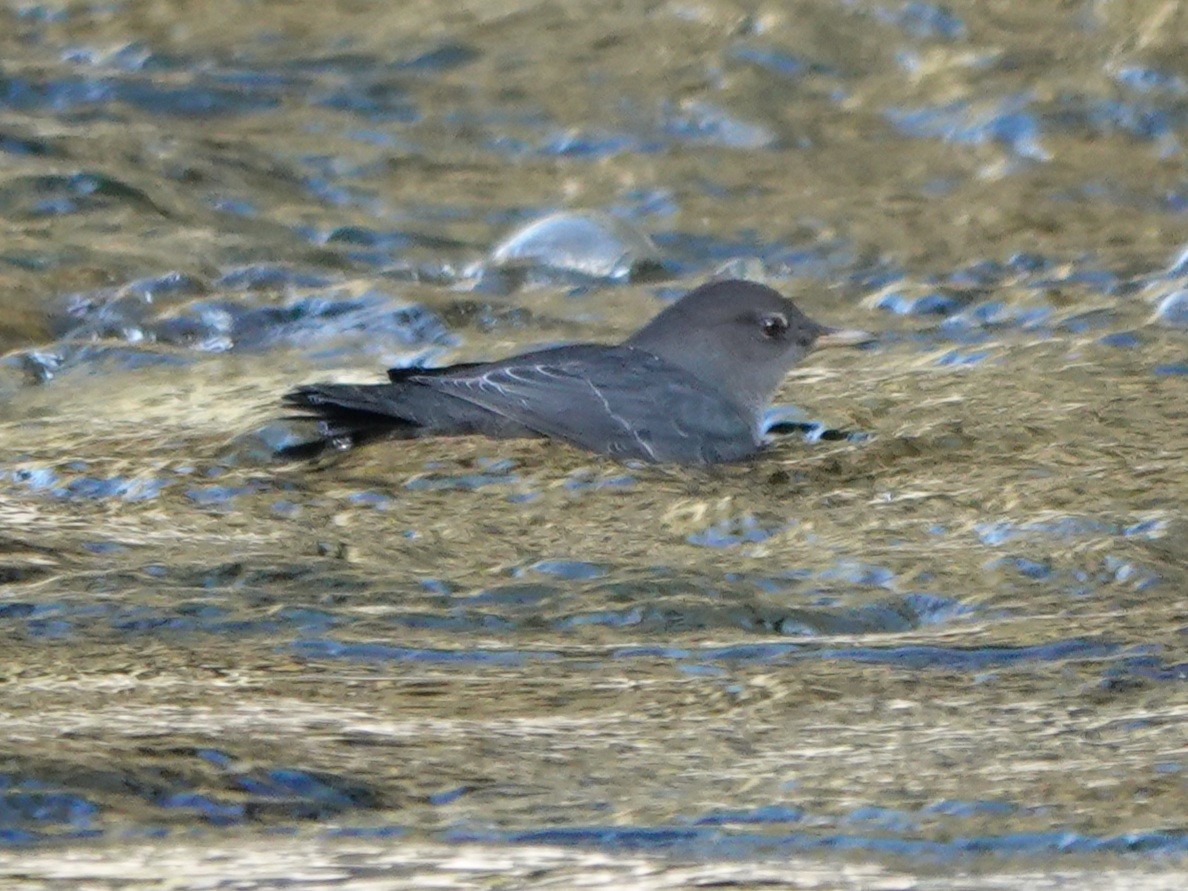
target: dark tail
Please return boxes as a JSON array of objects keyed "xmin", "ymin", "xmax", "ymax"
[{"xmin": 280, "ymin": 383, "xmax": 417, "ymax": 459}]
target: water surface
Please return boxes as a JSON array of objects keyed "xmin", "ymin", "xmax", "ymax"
[{"xmin": 0, "ymin": 0, "xmax": 1185, "ymax": 887}]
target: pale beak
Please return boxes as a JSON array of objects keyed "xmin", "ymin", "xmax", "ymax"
[{"xmin": 813, "ymin": 325, "xmax": 875, "ymax": 349}]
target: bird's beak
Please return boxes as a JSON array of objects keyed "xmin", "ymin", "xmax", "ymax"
[{"xmin": 813, "ymin": 325, "xmax": 875, "ymax": 349}]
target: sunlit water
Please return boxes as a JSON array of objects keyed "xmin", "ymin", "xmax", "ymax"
[{"xmin": 0, "ymin": 0, "xmax": 1185, "ymax": 887}]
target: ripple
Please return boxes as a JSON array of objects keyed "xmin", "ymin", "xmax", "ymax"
[
  {"xmin": 885, "ymin": 93, "xmax": 1049, "ymax": 162},
  {"xmin": 0, "ymin": 129, "xmax": 63, "ymax": 157},
  {"xmin": 876, "ymin": 2, "xmax": 967, "ymax": 40},
  {"xmin": 0, "ymin": 780, "xmax": 100, "ymax": 843},
  {"xmin": 612, "ymin": 637, "xmax": 1119, "ymax": 670},
  {"xmin": 874, "ymin": 289, "xmax": 966, "ymax": 316},
  {"xmin": 687, "ymin": 514, "xmax": 785, "ymax": 548},
  {"xmin": 527, "ymin": 560, "xmax": 610, "ymax": 581},
  {"xmin": 315, "ymin": 78, "xmax": 419, "ymax": 122},
  {"xmin": 1152, "ymin": 289, "xmax": 1188, "ymax": 327},
  {"xmin": 1113, "ymin": 64, "xmax": 1188, "ymax": 97},
  {"xmin": 660, "ymin": 99, "xmax": 779, "ymax": 150},
  {"xmin": 695, "ymin": 804, "xmax": 805, "ymax": 826},
  {"xmin": 0, "ymin": 755, "xmax": 384, "ymax": 840},
  {"xmin": 214, "ymin": 264, "xmax": 335, "ymax": 291},
  {"xmin": 491, "ymin": 211, "xmax": 663, "ymax": 281},
  {"xmin": 291, "ymin": 640, "xmax": 559, "ymax": 665},
  {"xmin": 975, "ymin": 516, "xmax": 1120, "ymax": 546},
  {"xmin": 405, "ymin": 469, "xmax": 520, "ymax": 492},
  {"xmin": 49, "ymin": 282, "xmax": 454, "ymax": 359},
  {"xmin": 4, "ymin": 464, "xmax": 167, "ymax": 502},
  {"xmin": 0, "ymin": 171, "xmax": 166, "ymax": 218},
  {"xmin": 728, "ymin": 44, "xmax": 841, "ymax": 80},
  {"xmin": 445, "ymin": 822, "xmax": 1187, "ymax": 859},
  {"xmin": 0, "ymin": 71, "xmax": 283, "ymax": 118}
]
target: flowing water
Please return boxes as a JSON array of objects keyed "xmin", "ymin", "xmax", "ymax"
[{"xmin": 0, "ymin": 0, "xmax": 1185, "ymax": 887}]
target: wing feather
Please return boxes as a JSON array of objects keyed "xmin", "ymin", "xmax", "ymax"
[{"xmin": 408, "ymin": 345, "xmax": 758, "ymax": 463}]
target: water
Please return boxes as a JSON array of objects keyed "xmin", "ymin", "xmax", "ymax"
[{"xmin": 0, "ymin": 0, "xmax": 1185, "ymax": 887}]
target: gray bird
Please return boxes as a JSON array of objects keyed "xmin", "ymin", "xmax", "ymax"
[{"xmin": 283, "ymin": 279, "xmax": 867, "ymax": 464}]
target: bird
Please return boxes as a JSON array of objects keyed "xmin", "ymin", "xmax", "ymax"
[{"xmin": 282, "ymin": 279, "xmax": 868, "ymax": 464}]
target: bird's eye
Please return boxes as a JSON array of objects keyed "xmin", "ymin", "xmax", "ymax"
[{"xmin": 760, "ymin": 313, "xmax": 788, "ymax": 338}]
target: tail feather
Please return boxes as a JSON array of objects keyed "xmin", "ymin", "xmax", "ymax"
[{"xmin": 280, "ymin": 383, "xmax": 418, "ymax": 459}]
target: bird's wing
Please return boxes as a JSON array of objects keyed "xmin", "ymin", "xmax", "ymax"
[{"xmin": 404, "ymin": 345, "xmax": 759, "ymax": 463}]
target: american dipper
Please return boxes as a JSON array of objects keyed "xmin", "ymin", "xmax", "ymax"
[{"xmin": 283, "ymin": 279, "xmax": 866, "ymax": 464}]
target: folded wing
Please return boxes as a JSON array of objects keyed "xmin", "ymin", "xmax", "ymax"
[{"xmin": 408, "ymin": 345, "xmax": 759, "ymax": 464}]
